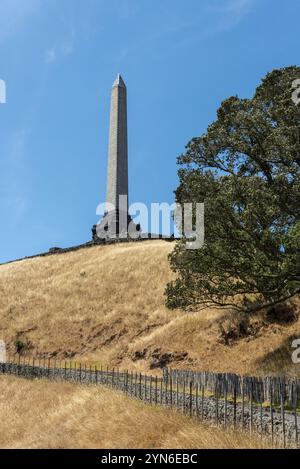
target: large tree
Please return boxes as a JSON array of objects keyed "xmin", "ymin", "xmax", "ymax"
[{"xmin": 166, "ymin": 67, "xmax": 300, "ymax": 313}]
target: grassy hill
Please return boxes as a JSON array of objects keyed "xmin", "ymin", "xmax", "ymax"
[
  {"xmin": 0, "ymin": 240, "xmax": 299, "ymax": 376},
  {"xmin": 0, "ymin": 375, "xmax": 269, "ymax": 449}
]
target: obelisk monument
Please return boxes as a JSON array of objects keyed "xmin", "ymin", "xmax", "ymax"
[
  {"xmin": 106, "ymin": 73, "xmax": 128, "ymax": 214},
  {"xmin": 93, "ymin": 74, "xmax": 140, "ymax": 241}
]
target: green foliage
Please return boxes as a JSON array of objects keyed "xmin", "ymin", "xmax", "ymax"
[
  {"xmin": 14, "ymin": 338, "xmax": 31, "ymax": 355},
  {"xmin": 166, "ymin": 67, "xmax": 300, "ymax": 313},
  {"xmin": 14, "ymin": 340, "xmax": 26, "ymax": 354}
]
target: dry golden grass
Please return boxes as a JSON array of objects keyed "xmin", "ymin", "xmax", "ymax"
[
  {"xmin": 0, "ymin": 240, "xmax": 299, "ymax": 376},
  {"xmin": 0, "ymin": 242, "xmax": 179, "ymax": 365},
  {"xmin": 0, "ymin": 375, "xmax": 270, "ymax": 449}
]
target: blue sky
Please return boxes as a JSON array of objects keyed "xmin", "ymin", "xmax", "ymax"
[{"xmin": 0, "ymin": 0, "xmax": 299, "ymax": 263}]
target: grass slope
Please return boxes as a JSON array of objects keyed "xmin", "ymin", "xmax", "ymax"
[{"xmin": 0, "ymin": 241, "xmax": 299, "ymax": 376}]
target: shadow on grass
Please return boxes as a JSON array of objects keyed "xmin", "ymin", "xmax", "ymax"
[{"xmin": 255, "ymin": 334, "xmax": 300, "ymax": 377}]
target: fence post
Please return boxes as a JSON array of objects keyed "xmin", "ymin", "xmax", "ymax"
[
  {"xmin": 260, "ymin": 387, "xmax": 263, "ymax": 438},
  {"xmin": 294, "ymin": 385, "xmax": 298, "ymax": 448},
  {"xmin": 270, "ymin": 382, "xmax": 274, "ymax": 446},
  {"xmin": 95, "ymin": 365, "xmax": 98, "ymax": 385},
  {"xmin": 121, "ymin": 369, "xmax": 123, "ymax": 392},
  {"xmin": 189, "ymin": 381, "xmax": 193, "ymax": 417},
  {"xmin": 155, "ymin": 376, "xmax": 158, "ymax": 405},
  {"xmin": 79, "ymin": 363, "xmax": 82, "ymax": 383},
  {"xmin": 281, "ymin": 380, "xmax": 286, "ymax": 449},
  {"xmin": 116, "ymin": 368, "xmax": 120, "ymax": 389},
  {"xmin": 224, "ymin": 378, "xmax": 228, "ymax": 429},
  {"xmin": 250, "ymin": 380, "xmax": 253, "ymax": 436},
  {"xmin": 144, "ymin": 375, "xmax": 147, "ymax": 401},
  {"xmin": 241, "ymin": 377, "xmax": 244, "ymax": 429},
  {"xmin": 119, "ymin": 370, "xmax": 122, "ymax": 392},
  {"xmin": 142, "ymin": 375, "xmax": 148, "ymax": 402},
  {"xmin": 201, "ymin": 385, "xmax": 204, "ymax": 420},
  {"xmin": 165, "ymin": 374, "xmax": 168, "ymax": 407},
  {"xmin": 170, "ymin": 377, "xmax": 173, "ymax": 408},
  {"xmin": 139, "ymin": 373, "xmax": 142, "ymax": 399},
  {"xmin": 233, "ymin": 382, "xmax": 237, "ymax": 429},
  {"xmin": 160, "ymin": 376, "xmax": 163, "ymax": 405},
  {"xmin": 195, "ymin": 383, "xmax": 199, "ymax": 417},
  {"xmin": 183, "ymin": 380, "xmax": 186, "ymax": 414},
  {"xmin": 215, "ymin": 381, "xmax": 219, "ymax": 425},
  {"xmin": 150, "ymin": 376, "xmax": 152, "ymax": 405}
]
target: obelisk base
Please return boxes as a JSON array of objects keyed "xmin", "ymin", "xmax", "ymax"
[{"xmin": 92, "ymin": 210, "xmax": 142, "ymax": 242}]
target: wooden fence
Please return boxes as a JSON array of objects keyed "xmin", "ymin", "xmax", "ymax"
[
  {"xmin": 163, "ymin": 367, "xmax": 300, "ymax": 448},
  {"xmin": 0, "ymin": 357, "xmax": 299, "ymax": 448}
]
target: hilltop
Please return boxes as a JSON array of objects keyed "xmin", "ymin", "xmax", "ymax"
[{"xmin": 0, "ymin": 240, "xmax": 299, "ymax": 376}]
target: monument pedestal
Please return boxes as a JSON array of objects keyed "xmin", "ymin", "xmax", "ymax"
[{"xmin": 92, "ymin": 210, "xmax": 141, "ymax": 242}]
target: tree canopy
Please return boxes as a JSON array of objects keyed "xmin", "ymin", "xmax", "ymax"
[{"xmin": 166, "ymin": 67, "xmax": 300, "ymax": 313}]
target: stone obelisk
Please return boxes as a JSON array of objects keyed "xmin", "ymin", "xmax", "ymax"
[
  {"xmin": 93, "ymin": 74, "xmax": 140, "ymax": 241},
  {"xmin": 106, "ymin": 73, "xmax": 128, "ymax": 214}
]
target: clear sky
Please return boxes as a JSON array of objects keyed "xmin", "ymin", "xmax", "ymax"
[{"xmin": 0, "ymin": 0, "xmax": 299, "ymax": 263}]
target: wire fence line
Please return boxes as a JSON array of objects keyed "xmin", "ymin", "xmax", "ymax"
[{"xmin": 0, "ymin": 358, "xmax": 299, "ymax": 448}]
